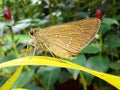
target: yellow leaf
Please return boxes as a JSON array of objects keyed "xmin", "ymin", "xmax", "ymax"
[
  {"xmin": 12, "ymin": 88, "xmax": 28, "ymax": 90},
  {"xmin": 0, "ymin": 66, "xmax": 23, "ymax": 90},
  {"xmin": 0, "ymin": 56, "xmax": 120, "ymax": 89}
]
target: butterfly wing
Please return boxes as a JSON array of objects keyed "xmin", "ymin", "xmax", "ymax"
[
  {"xmin": 35, "ymin": 18, "xmax": 101, "ymax": 59},
  {"xmin": 43, "ymin": 25, "xmax": 84, "ymax": 59}
]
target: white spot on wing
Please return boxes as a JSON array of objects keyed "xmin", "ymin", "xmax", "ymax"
[
  {"xmin": 55, "ymin": 35, "xmax": 58, "ymax": 37},
  {"xmin": 67, "ymin": 44, "xmax": 70, "ymax": 46}
]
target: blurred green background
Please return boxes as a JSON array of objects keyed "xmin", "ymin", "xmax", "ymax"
[{"xmin": 0, "ymin": 0, "xmax": 120, "ymax": 90}]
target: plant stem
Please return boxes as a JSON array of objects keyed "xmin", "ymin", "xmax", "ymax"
[
  {"xmin": 99, "ymin": 32, "xmax": 103, "ymax": 56},
  {"xmin": 8, "ymin": 26, "xmax": 20, "ymax": 58},
  {"xmin": 8, "ymin": 25, "xmax": 31, "ymax": 72},
  {"xmin": 48, "ymin": 1, "xmax": 56, "ymax": 25},
  {"xmin": 79, "ymin": 71, "xmax": 87, "ymax": 90}
]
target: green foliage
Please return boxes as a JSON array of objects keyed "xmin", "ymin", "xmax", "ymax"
[
  {"xmin": 11, "ymin": 69, "xmax": 34, "ymax": 89},
  {"xmin": 0, "ymin": 0, "xmax": 119, "ymax": 90},
  {"xmin": 81, "ymin": 44, "xmax": 101, "ymax": 54}
]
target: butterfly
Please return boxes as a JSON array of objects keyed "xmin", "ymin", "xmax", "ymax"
[{"xmin": 29, "ymin": 18, "xmax": 101, "ymax": 59}]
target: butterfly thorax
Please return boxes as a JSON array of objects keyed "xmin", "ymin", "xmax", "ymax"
[{"xmin": 29, "ymin": 28, "xmax": 48, "ymax": 51}]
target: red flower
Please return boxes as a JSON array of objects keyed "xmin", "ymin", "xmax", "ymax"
[
  {"xmin": 96, "ymin": 9, "xmax": 102, "ymax": 19},
  {"xmin": 3, "ymin": 7, "xmax": 11, "ymax": 20}
]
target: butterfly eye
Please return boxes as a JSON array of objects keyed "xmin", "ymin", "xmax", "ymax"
[{"xmin": 29, "ymin": 30, "xmax": 35, "ymax": 36}]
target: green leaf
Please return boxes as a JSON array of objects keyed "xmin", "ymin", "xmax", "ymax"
[
  {"xmin": 38, "ymin": 67, "xmax": 60, "ymax": 89},
  {"xmin": 67, "ymin": 69, "xmax": 79, "ymax": 80},
  {"xmin": 1, "ymin": 41, "xmax": 12, "ymax": 52},
  {"xmin": 71, "ymin": 54, "xmax": 86, "ymax": 66},
  {"xmin": 104, "ymin": 38, "xmax": 120, "ymax": 47},
  {"xmin": 0, "ymin": 22, "xmax": 6, "ymax": 31},
  {"xmin": 67, "ymin": 54, "xmax": 86, "ymax": 79},
  {"xmin": 11, "ymin": 69, "xmax": 34, "ymax": 88},
  {"xmin": 99, "ymin": 24, "xmax": 110, "ymax": 34},
  {"xmin": 102, "ymin": 18, "xmax": 119, "ymax": 25},
  {"xmin": 83, "ymin": 72, "xmax": 94, "ymax": 83},
  {"xmin": 81, "ymin": 45, "xmax": 101, "ymax": 54},
  {"xmin": 110, "ymin": 62, "xmax": 120, "ymax": 70},
  {"xmin": 86, "ymin": 56, "xmax": 110, "ymax": 72},
  {"xmin": 99, "ymin": 18, "xmax": 119, "ymax": 34},
  {"xmin": 12, "ymin": 19, "xmax": 31, "ymax": 33},
  {"xmin": 83, "ymin": 56, "xmax": 110, "ymax": 82},
  {"xmin": 0, "ymin": 52, "xmax": 16, "ymax": 63},
  {"xmin": 4, "ymin": 34, "xmax": 31, "ymax": 43},
  {"xmin": 58, "ymin": 69, "xmax": 71, "ymax": 83},
  {"xmin": 26, "ymin": 84, "xmax": 44, "ymax": 90}
]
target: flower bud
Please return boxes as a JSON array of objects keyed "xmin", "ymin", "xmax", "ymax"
[
  {"xmin": 96, "ymin": 9, "xmax": 102, "ymax": 19},
  {"xmin": 3, "ymin": 7, "xmax": 11, "ymax": 20}
]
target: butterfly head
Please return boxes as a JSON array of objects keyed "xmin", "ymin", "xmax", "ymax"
[{"xmin": 29, "ymin": 28, "xmax": 39, "ymax": 37}]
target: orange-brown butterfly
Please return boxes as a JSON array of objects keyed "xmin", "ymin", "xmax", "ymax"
[{"xmin": 29, "ymin": 18, "xmax": 101, "ymax": 59}]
